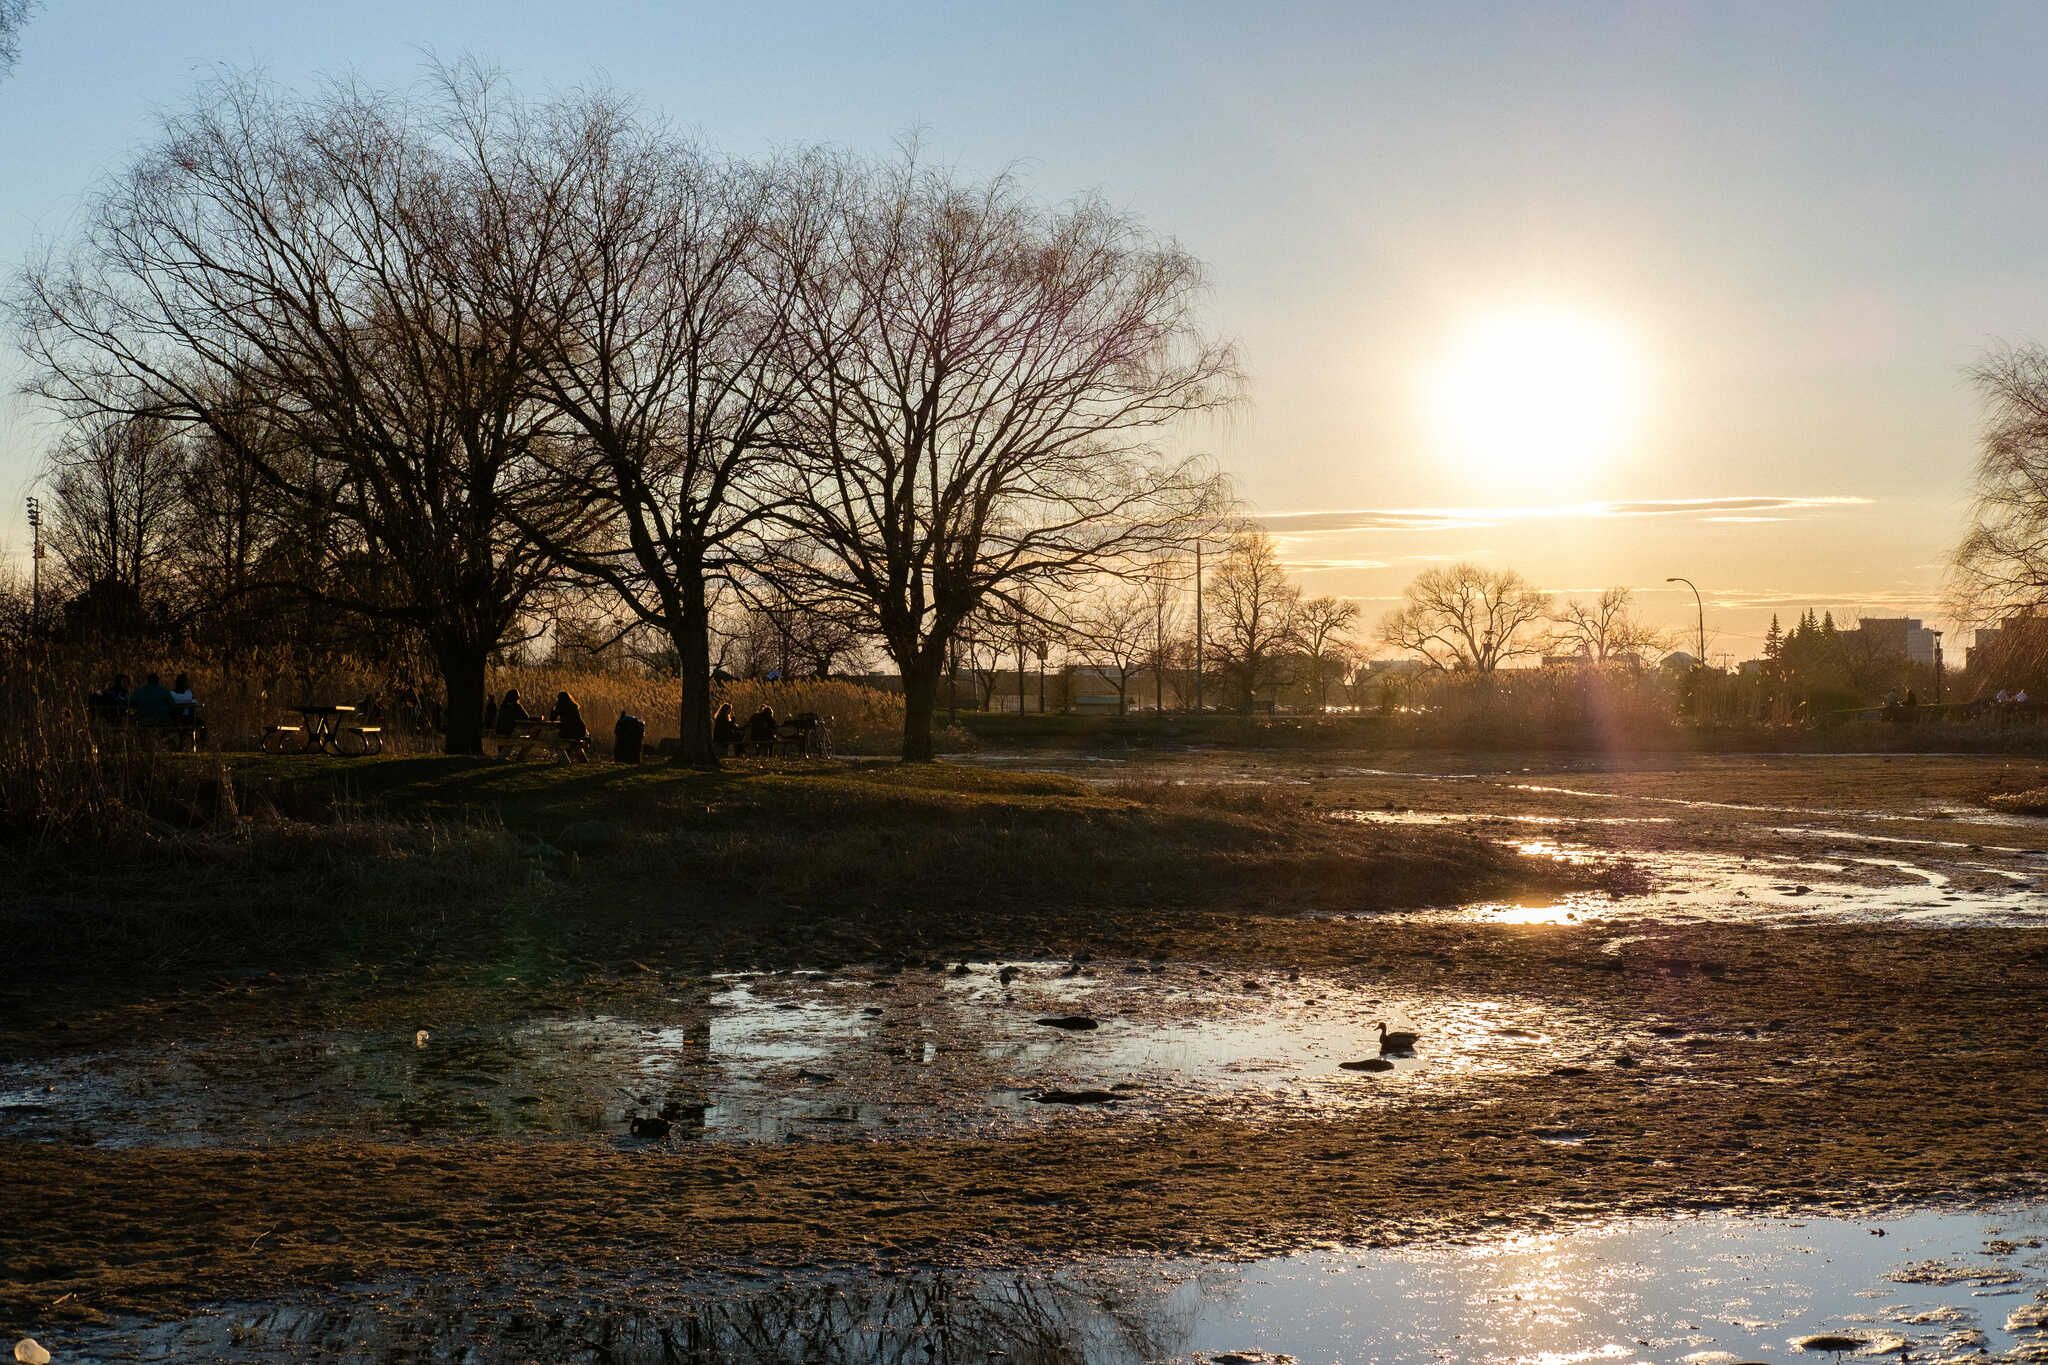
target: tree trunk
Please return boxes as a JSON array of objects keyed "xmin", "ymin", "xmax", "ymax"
[
  {"xmin": 901, "ymin": 651, "xmax": 942, "ymax": 762},
  {"xmin": 670, "ymin": 569, "xmax": 719, "ymax": 768},
  {"xmin": 438, "ymin": 638, "xmax": 488, "ymax": 756}
]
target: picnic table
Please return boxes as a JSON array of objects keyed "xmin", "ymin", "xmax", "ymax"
[
  {"xmin": 496, "ymin": 717, "xmax": 589, "ymax": 763},
  {"xmin": 261, "ymin": 704, "xmax": 383, "ymax": 756}
]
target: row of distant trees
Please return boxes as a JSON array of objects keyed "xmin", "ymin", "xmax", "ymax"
[{"xmin": 8, "ymin": 66, "xmax": 1238, "ymax": 761}]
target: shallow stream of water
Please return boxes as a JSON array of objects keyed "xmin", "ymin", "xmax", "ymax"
[{"xmin": 58, "ymin": 1202, "xmax": 2048, "ymax": 1363}]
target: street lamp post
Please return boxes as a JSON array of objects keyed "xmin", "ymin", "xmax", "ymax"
[
  {"xmin": 1666, "ymin": 576, "xmax": 1705, "ymax": 665},
  {"xmin": 1932, "ymin": 631, "xmax": 1944, "ymax": 706},
  {"xmin": 24, "ymin": 496, "xmax": 42, "ymax": 634}
]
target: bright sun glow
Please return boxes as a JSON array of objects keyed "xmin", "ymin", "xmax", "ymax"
[{"xmin": 1426, "ymin": 309, "xmax": 1644, "ymax": 490}]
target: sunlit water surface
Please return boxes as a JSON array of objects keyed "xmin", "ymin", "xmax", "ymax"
[{"xmin": 58, "ymin": 1203, "xmax": 2048, "ymax": 1363}]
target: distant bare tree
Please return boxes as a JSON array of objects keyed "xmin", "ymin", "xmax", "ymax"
[
  {"xmin": 1380, "ymin": 563, "xmax": 1551, "ymax": 673},
  {"xmin": 1551, "ymin": 586, "xmax": 1668, "ymax": 664},
  {"xmin": 1071, "ymin": 583, "xmax": 1154, "ymax": 715},
  {"xmin": 43, "ymin": 411, "xmax": 186, "ymax": 602},
  {"xmin": 16, "ymin": 69, "xmax": 594, "ymax": 752},
  {"xmin": 1296, "ymin": 594, "xmax": 1358, "ymax": 710},
  {"xmin": 1142, "ymin": 560, "xmax": 1187, "ymax": 712},
  {"xmin": 1956, "ymin": 346, "xmax": 2048, "ymax": 655},
  {"xmin": 1204, "ymin": 530, "xmax": 1302, "ymax": 712},
  {"xmin": 763, "ymin": 152, "xmax": 1237, "ymax": 759}
]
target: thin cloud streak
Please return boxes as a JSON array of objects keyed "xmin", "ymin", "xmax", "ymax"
[{"xmin": 1257, "ymin": 496, "xmax": 1873, "ymax": 536}]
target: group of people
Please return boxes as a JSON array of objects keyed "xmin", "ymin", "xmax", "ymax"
[
  {"xmin": 711, "ymin": 703, "xmax": 823, "ymax": 756},
  {"xmin": 485, "ymin": 687, "xmax": 590, "ymax": 761},
  {"xmin": 88, "ymin": 671, "xmax": 203, "ymax": 733}
]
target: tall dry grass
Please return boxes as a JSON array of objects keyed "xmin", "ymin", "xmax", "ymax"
[{"xmin": 0, "ymin": 642, "xmax": 911, "ymax": 837}]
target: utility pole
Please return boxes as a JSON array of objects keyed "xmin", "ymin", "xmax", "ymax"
[
  {"xmin": 1932, "ymin": 631, "xmax": 1945, "ymax": 705},
  {"xmin": 1192, "ymin": 541, "xmax": 1204, "ymax": 713},
  {"xmin": 1666, "ymin": 576, "xmax": 1705, "ymax": 664},
  {"xmin": 25, "ymin": 497, "xmax": 42, "ymax": 636},
  {"xmin": 1035, "ymin": 639, "xmax": 1048, "ymax": 713}
]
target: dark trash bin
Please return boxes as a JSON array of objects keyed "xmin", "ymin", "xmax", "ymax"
[{"xmin": 612, "ymin": 712, "xmax": 645, "ymax": 764}]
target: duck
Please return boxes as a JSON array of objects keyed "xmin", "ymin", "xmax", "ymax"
[{"xmin": 1376, "ymin": 1022, "xmax": 1420, "ymax": 1053}]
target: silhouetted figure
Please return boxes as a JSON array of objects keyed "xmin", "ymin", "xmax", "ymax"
[
  {"xmin": 549, "ymin": 690, "xmax": 590, "ymax": 762},
  {"xmin": 92, "ymin": 673, "xmax": 131, "ymax": 723},
  {"xmin": 130, "ymin": 672, "xmax": 174, "ymax": 726},
  {"xmin": 169, "ymin": 673, "xmax": 197, "ymax": 717},
  {"xmin": 495, "ymin": 688, "xmax": 528, "ymax": 736},
  {"xmin": 1904, "ymin": 688, "xmax": 1919, "ymax": 721},
  {"xmin": 483, "ymin": 694, "xmax": 498, "ymax": 734},
  {"xmin": 712, "ymin": 703, "xmax": 744, "ymax": 756},
  {"xmin": 746, "ymin": 704, "xmax": 778, "ymax": 755}
]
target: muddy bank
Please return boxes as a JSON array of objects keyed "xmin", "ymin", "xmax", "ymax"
[
  {"xmin": 10, "ymin": 752, "xmax": 2048, "ymax": 1340},
  {"xmin": 8, "ymin": 919, "xmax": 2048, "ymax": 1323}
]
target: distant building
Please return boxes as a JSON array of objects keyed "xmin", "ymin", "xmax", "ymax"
[{"xmin": 1847, "ymin": 616, "xmax": 1938, "ymax": 666}]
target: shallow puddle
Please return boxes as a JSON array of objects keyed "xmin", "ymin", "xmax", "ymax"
[
  {"xmin": 52, "ymin": 1202, "xmax": 2048, "ymax": 1363},
  {"xmin": 0, "ymin": 964, "xmax": 1623, "ymax": 1148},
  {"xmin": 1332, "ymin": 808, "xmax": 2048, "ymax": 927}
]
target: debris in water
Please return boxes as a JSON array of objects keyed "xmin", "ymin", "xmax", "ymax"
[
  {"xmin": 628, "ymin": 1115, "xmax": 671, "ymax": 1139},
  {"xmin": 413, "ymin": 1029, "xmax": 430, "ymax": 1048},
  {"xmin": 1339, "ymin": 1058, "xmax": 1395, "ymax": 1073},
  {"xmin": 1030, "ymin": 1089, "xmax": 1122, "ymax": 1105},
  {"xmin": 14, "ymin": 1340, "xmax": 51, "ymax": 1365},
  {"xmin": 1034, "ymin": 1015, "xmax": 1100, "ymax": 1031}
]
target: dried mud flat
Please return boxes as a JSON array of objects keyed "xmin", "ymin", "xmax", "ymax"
[{"xmin": 7, "ymin": 752, "xmax": 2048, "ymax": 1360}]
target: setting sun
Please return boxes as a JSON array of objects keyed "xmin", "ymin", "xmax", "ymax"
[{"xmin": 1426, "ymin": 309, "xmax": 1644, "ymax": 489}]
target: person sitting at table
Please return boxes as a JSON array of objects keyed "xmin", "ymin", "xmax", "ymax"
[
  {"xmin": 495, "ymin": 687, "xmax": 528, "ymax": 737},
  {"xmin": 91, "ymin": 673, "xmax": 131, "ymax": 723},
  {"xmin": 548, "ymin": 690, "xmax": 590, "ymax": 761},
  {"xmin": 170, "ymin": 672, "xmax": 198, "ymax": 715},
  {"xmin": 712, "ymin": 702, "xmax": 744, "ymax": 755},
  {"xmin": 129, "ymin": 672, "xmax": 174, "ymax": 727},
  {"xmin": 746, "ymin": 704, "xmax": 779, "ymax": 755}
]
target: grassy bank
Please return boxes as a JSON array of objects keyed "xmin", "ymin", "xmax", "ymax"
[{"xmin": 0, "ymin": 755, "xmax": 1603, "ymax": 997}]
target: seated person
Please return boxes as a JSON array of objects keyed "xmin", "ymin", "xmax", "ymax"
[
  {"xmin": 495, "ymin": 688, "xmax": 529, "ymax": 736},
  {"xmin": 92, "ymin": 673, "xmax": 131, "ymax": 723},
  {"xmin": 129, "ymin": 672, "xmax": 174, "ymax": 727},
  {"xmin": 169, "ymin": 673, "xmax": 198, "ymax": 719},
  {"xmin": 548, "ymin": 690, "xmax": 590, "ymax": 761},
  {"xmin": 712, "ymin": 703, "xmax": 744, "ymax": 755},
  {"xmin": 746, "ymin": 704, "xmax": 779, "ymax": 754}
]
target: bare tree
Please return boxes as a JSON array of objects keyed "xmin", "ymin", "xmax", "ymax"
[
  {"xmin": 1956, "ymin": 346, "xmax": 2048, "ymax": 658},
  {"xmin": 16, "ymin": 69, "xmax": 594, "ymax": 752},
  {"xmin": 1296, "ymin": 594, "xmax": 1358, "ymax": 710},
  {"xmin": 1142, "ymin": 559, "xmax": 1187, "ymax": 711},
  {"xmin": 1071, "ymin": 583, "xmax": 1154, "ymax": 715},
  {"xmin": 1204, "ymin": 530, "xmax": 1301, "ymax": 712},
  {"xmin": 1380, "ymin": 563, "xmax": 1551, "ymax": 673},
  {"xmin": 1550, "ymin": 586, "xmax": 1668, "ymax": 664},
  {"xmin": 0, "ymin": 0, "xmax": 35, "ymax": 78},
  {"xmin": 43, "ymin": 411, "xmax": 187, "ymax": 604},
  {"xmin": 518, "ymin": 98, "xmax": 819, "ymax": 765},
  {"xmin": 763, "ymin": 153, "xmax": 1237, "ymax": 759}
]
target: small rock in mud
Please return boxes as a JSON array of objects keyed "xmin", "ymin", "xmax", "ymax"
[
  {"xmin": 794, "ymin": 1070, "xmax": 836, "ymax": 1086},
  {"xmin": 861, "ymin": 1007, "xmax": 884, "ymax": 1017},
  {"xmin": 1794, "ymin": 1334, "xmax": 1865, "ymax": 1353},
  {"xmin": 1034, "ymin": 1015, "xmax": 1100, "ymax": 1031},
  {"xmin": 627, "ymin": 1115, "xmax": 670, "ymax": 1139},
  {"xmin": 1030, "ymin": 1089, "xmax": 1121, "ymax": 1105},
  {"xmin": 1613, "ymin": 1055, "xmax": 1638, "ymax": 1068},
  {"xmin": 1339, "ymin": 1058, "xmax": 1395, "ymax": 1072},
  {"xmin": 998, "ymin": 965, "xmax": 1022, "ymax": 984}
]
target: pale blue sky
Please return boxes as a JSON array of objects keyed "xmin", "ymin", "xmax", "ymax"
[{"xmin": 3, "ymin": 2, "xmax": 2044, "ymax": 651}]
